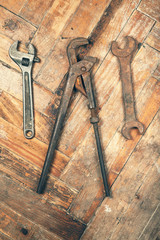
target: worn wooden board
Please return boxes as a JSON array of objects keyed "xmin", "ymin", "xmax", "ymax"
[
  {"xmin": 0, "ymin": 6, "xmax": 36, "ymax": 44},
  {"xmin": 138, "ymin": 0, "xmax": 160, "ymax": 22},
  {"xmin": 0, "ymin": 117, "xmax": 70, "ymax": 177},
  {"xmin": 1, "ymin": 0, "xmax": 160, "ymax": 239},
  {"xmin": 0, "ymin": 146, "xmax": 77, "ymax": 210},
  {"xmin": 139, "ymin": 204, "xmax": 160, "ymax": 240},
  {"xmin": 0, "ymin": 90, "xmax": 55, "ymax": 144},
  {"xmin": 0, "ymin": 0, "xmax": 25, "ymax": 14},
  {"xmin": 0, "ymin": 174, "xmax": 86, "ymax": 240},
  {"xmin": 32, "ymin": 0, "xmax": 81, "ymax": 58},
  {"xmin": 145, "ymin": 22, "xmax": 160, "ymax": 52},
  {"xmin": 0, "ymin": 202, "xmax": 62, "ymax": 240},
  {"xmin": 81, "ymin": 110, "xmax": 160, "ymax": 239},
  {"xmin": 19, "ymin": 0, "xmax": 54, "ymax": 26}
]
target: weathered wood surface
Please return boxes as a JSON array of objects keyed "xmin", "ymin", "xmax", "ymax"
[
  {"xmin": 0, "ymin": 202, "xmax": 62, "ymax": 240},
  {"xmin": 139, "ymin": 204, "xmax": 160, "ymax": 240},
  {"xmin": 0, "ymin": 0, "xmax": 160, "ymax": 239},
  {"xmin": 0, "ymin": 146, "xmax": 77, "ymax": 210},
  {"xmin": 0, "ymin": 174, "xmax": 86, "ymax": 240},
  {"xmin": 81, "ymin": 111, "xmax": 160, "ymax": 239},
  {"xmin": 138, "ymin": 0, "xmax": 160, "ymax": 22},
  {"xmin": 145, "ymin": 22, "xmax": 160, "ymax": 52}
]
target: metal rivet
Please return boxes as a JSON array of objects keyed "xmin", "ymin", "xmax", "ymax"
[{"xmin": 81, "ymin": 66, "xmax": 86, "ymax": 71}]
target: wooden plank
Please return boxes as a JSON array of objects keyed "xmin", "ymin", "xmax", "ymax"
[
  {"xmin": 31, "ymin": 0, "xmax": 81, "ymax": 58},
  {"xmin": 152, "ymin": 63, "xmax": 160, "ymax": 81},
  {"xmin": 19, "ymin": 0, "xmax": 54, "ymax": 26},
  {"xmin": 139, "ymin": 204, "xmax": 160, "ymax": 240},
  {"xmin": 108, "ymin": 158, "xmax": 160, "ymax": 240},
  {"xmin": 0, "ymin": 62, "xmax": 61, "ymax": 120},
  {"xmin": 0, "ymin": 6, "xmax": 36, "ymax": 44},
  {"xmin": 138, "ymin": 0, "xmax": 160, "ymax": 22},
  {"xmin": 0, "ymin": 146, "xmax": 77, "ymax": 210},
  {"xmin": 0, "ymin": 118, "xmax": 69, "ymax": 178},
  {"xmin": 0, "ymin": 202, "xmax": 61, "ymax": 240},
  {"xmin": 145, "ymin": 22, "xmax": 160, "ymax": 52},
  {"xmin": 0, "ymin": 232, "xmax": 12, "ymax": 240},
  {"xmin": 81, "ymin": 111, "xmax": 160, "ymax": 240},
  {"xmin": 0, "ymin": 174, "xmax": 86, "ymax": 240},
  {"xmin": 62, "ymin": 0, "xmax": 111, "ymax": 39},
  {"xmin": 0, "ymin": 90, "xmax": 55, "ymax": 144},
  {"xmin": 35, "ymin": 0, "xmax": 141, "ymax": 93},
  {"xmin": 88, "ymin": 3, "xmax": 150, "ymax": 66},
  {"xmin": 0, "ymin": 34, "xmax": 16, "ymax": 70},
  {"xmin": 63, "ymin": 76, "xmax": 160, "ymax": 222},
  {"xmin": 0, "ymin": 0, "xmax": 25, "ymax": 14}
]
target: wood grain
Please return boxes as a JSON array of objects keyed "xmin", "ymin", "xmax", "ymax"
[
  {"xmin": 138, "ymin": 0, "xmax": 160, "ymax": 22},
  {"xmin": 0, "ymin": 174, "xmax": 86, "ymax": 240},
  {"xmin": 0, "ymin": 202, "xmax": 62, "ymax": 240},
  {"xmin": 152, "ymin": 63, "xmax": 160, "ymax": 81},
  {"xmin": 0, "ymin": 0, "xmax": 25, "ymax": 14},
  {"xmin": 0, "ymin": 118, "xmax": 69, "ymax": 177},
  {"xmin": 139, "ymin": 204, "xmax": 160, "ymax": 240},
  {"xmin": 0, "ymin": 146, "xmax": 77, "ymax": 210},
  {"xmin": 62, "ymin": 0, "xmax": 111, "ymax": 39},
  {"xmin": 0, "ymin": 91, "xmax": 55, "ymax": 144},
  {"xmin": 109, "ymin": 158, "xmax": 160, "ymax": 240},
  {"xmin": 145, "ymin": 22, "xmax": 160, "ymax": 52},
  {"xmin": 0, "ymin": 62, "xmax": 60, "ymax": 119},
  {"xmin": 31, "ymin": 0, "xmax": 81, "ymax": 58},
  {"xmin": 0, "ymin": 6, "xmax": 36, "ymax": 44},
  {"xmin": 19, "ymin": 0, "xmax": 54, "ymax": 26},
  {"xmin": 81, "ymin": 110, "xmax": 160, "ymax": 239}
]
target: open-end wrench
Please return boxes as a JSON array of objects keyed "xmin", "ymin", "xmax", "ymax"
[
  {"xmin": 9, "ymin": 41, "xmax": 40, "ymax": 139},
  {"xmin": 111, "ymin": 36, "xmax": 144, "ymax": 140}
]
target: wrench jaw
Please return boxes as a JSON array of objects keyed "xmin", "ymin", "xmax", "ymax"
[
  {"xmin": 9, "ymin": 41, "xmax": 39, "ymax": 140},
  {"xmin": 111, "ymin": 36, "xmax": 137, "ymax": 58},
  {"xmin": 9, "ymin": 41, "xmax": 39, "ymax": 70},
  {"xmin": 67, "ymin": 38, "xmax": 90, "ymax": 96},
  {"xmin": 67, "ymin": 38, "xmax": 89, "ymax": 61},
  {"xmin": 122, "ymin": 120, "xmax": 144, "ymax": 140}
]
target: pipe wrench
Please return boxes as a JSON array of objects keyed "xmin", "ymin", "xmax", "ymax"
[{"xmin": 37, "ymin": 38, "xmax": 110, "ymax": 197}]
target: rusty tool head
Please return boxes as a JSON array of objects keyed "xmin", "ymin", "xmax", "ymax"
[
  {"xmin": 9, "ymin": 41, "xmax": 40, "ymax": 70},
  {"xmin": 122, "ymin": 120, "xmax": 144, "ymax": 140},
  {"xmin": 67, "ymin": 38, "xmax": 90, "ymax": 96},
  {"xmin": 67, "ymin": 37, "xmax": 89, "ymax": 65},
  {"xmin": 111, "ymin": 36, "xmax": 137, "ymax": 58}
]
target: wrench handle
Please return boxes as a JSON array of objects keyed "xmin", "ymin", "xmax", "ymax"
[
  {"xmin": 119, "ymin": 56, "xmax": 136, "ymax": 122},
  {"xmin": 22, "ymin": 70, "xmax": 34, "ymax": 139},
  {"xmin": 83, "ymin": 72, "xmax": 110, "ymax": 197}
]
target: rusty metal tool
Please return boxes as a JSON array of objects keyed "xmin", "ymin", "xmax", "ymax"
[
  {"xmin": 37, "ymin": 38, "xmax": 110, "ymax": 197},
  {"xmin": 9, "ymin": 41, "xmax": 40, "ymax": 139},
  {"xmin": 111, "ymin": 36, "xmax": 144, "ymax": 139}
]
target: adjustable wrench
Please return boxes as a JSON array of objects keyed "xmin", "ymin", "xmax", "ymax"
[
  {"xmin": 9, "ymin": 41, "xmax": 40, "ymax": 139},
  {"xmin": 111, "ymin": 36, "xmax": 144, "ymax": 139}
]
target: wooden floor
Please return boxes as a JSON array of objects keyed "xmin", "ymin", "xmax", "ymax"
[{"xmin": 0, "ymin": 0, "xmax": 160, "ymax": 239}]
